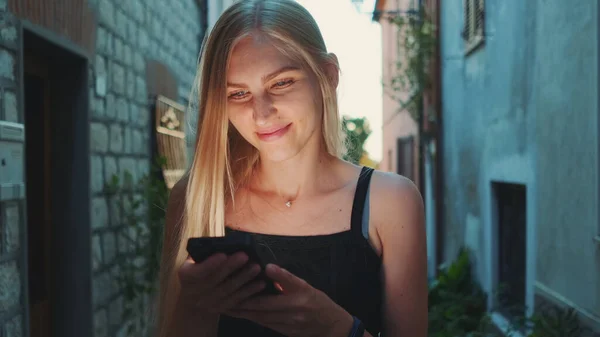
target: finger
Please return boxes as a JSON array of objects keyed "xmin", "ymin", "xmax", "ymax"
[
  {"xmin": 226, "ymin": 309, "xmax": 302, "ymax": 326},
  {"xmin": 236, "ymin": 293, "xmax": 290, "ymax": 311},
  {"xmin": 206, "ymin": 252, "xmax": 249, "ymax": 287},
  {"xmin": 219, "ymin": 263, "xmax": 261, "ymax": 294},
  {"xmin": 220, "ymin": 279, "xmax": 266, "ymax": 309},
  {"xmin": 179, "ymin": 253, "xmax": 227, "ymax": 282},
  {"xmin": 199, "ymin": 252, "xmax": 228, "ymax": 267},
  {"xmin": 264, "ymin": 264, "xmax": 306, "ymax": 293}
]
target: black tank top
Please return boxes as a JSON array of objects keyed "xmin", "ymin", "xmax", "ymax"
[{"xmin": 218, "ymin": 167, "xmax": 383, "ymax": 336}]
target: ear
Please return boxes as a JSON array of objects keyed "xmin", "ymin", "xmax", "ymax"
[{"xmin": 324, "ymin": 52, "xmax": 340, "ymax": 89}]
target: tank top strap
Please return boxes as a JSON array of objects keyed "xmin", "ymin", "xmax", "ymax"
[{"xmin": 350, "ymin": 166, "xmax": 374, "ymax": 239}]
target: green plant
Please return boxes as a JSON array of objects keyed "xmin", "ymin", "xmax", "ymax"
[
  {"xmin": 428, "ymin": 248, "xmax": 489, "ymax": 337},
  {"xmin": 104, "ymin": 156, "xmax": 170, "ymax": 335},
  {"xmin": 528, "ymin": 306, "xmax": 584, "ymax": 337},
  {"xmin": 427, "ymin": 248, "xmax": 588, "ymax": 337},
  {"xmin": 341, "ymin": 116, "xmax": 372, "ymax": 164},
  {"xmin": 386, "ymin": 6, "xmax": 436, "ymax": 122}
]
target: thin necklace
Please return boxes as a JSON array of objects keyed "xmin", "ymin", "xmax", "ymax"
[
  {"xmin": 282, "ymin": 193, "xmax": 298, "ymax": 208},
  {"xmin": 248, "ymin": 189, "xmax": 345, "ymax": 232},
  {"xmin": 277, "ymin": 191, "xmax": 297, "ymax": 208},
  {"xmin": 250, "ymin": 188, "xmax": 297, "ymax": 210},
  {"xmin": 252, "ymin": 177, "xmax": 298, "ymax": 208}
]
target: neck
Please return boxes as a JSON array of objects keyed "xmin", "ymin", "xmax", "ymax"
[{"xmin": 253, "ymin": 143, "xmax": 333, "ymax": 201}]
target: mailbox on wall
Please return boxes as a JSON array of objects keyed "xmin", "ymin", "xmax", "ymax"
[{"xmin": 0, "ymin": 121, "xmax": 25, "ymax": 201}]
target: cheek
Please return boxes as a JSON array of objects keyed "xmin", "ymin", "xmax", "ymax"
[
  {"xmin": 228, "ymin": 107, "xmax": 253, "ymax": 138},
  {"xmin": 277, "ymin": 88, "xmax": 321, "ymax": 122}
]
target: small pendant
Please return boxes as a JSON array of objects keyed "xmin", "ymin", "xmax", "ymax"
[{"xmin": 285, "ymin": 201, "xmax": 292, "ymax": 208}]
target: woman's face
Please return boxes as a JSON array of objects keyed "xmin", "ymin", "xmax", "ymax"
[{"xmin": 226, "ymin": 35, "xmax": 323, "ymax": 162}]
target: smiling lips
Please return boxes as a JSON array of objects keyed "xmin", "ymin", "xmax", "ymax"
[{"xmin": 256, "ymin": 123, "xmax": 292, "ymax": 142}]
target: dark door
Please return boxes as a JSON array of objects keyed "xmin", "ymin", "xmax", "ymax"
[
  {"xmin": 23, "ymin": 29, "xmax": 92, "ymax": 337},
  {"xmin": 495, "ymin": 182, "xmax": 527, "ymax": 318},
  {"xmin": 25, "ymin": 51, "xmax": 52, "ymax": 337},
  {"xmin": 396, "ymin": 136, "xmax": 414, "ymax": 180}
]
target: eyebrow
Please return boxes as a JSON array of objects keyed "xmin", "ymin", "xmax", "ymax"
[{"xmin": 227, "ymin": 65, "xmax": 301, "ymax": 87}]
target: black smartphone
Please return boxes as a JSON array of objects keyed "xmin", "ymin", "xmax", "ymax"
[{"xmin": 186, "ymin": 231, "xmax": 280, "ymax": 295}]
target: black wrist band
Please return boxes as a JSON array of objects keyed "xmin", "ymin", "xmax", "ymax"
[{"xmin": 348, "ymin": 316, "xmax": 365, "ymax": 337}]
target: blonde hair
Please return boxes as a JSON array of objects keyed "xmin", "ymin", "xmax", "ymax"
[{"xmin": 155, "ymin": 0, "xmax": 343, "ymax": 335}]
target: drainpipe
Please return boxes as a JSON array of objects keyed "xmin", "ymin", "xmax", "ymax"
[
  {"xmin": 433, "ymin": 0, "xmax": 445, "ymax": 271},
  {"xmin": 417, "ymin": 102, "xmax": 425, "ymax": 199},
  {"xmin": 417, "ymin": 2, "xmax": 426, "ymax": 201}
]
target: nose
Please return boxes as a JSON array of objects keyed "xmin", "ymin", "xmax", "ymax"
[{"xmin": 252, "ymin": 94, "xmax": 275, "ymax": 126}]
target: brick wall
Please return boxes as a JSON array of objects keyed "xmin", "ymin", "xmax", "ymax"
[{"xmin": 0, "ymin": 0, "xmax": 207, "ymax": 336}]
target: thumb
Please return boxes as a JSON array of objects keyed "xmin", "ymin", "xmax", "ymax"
[{"xmin": 265, "ymin": 264, "xmax": 304, "ymax": 293}]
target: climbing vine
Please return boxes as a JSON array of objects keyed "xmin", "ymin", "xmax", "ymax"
[
  {"xmin": 384, "ymin": 6, "xmax": 437, "ymax": 132},
  {"xmin": 104, "ymin": 156, "xmax": 169, "ymax": 335}
]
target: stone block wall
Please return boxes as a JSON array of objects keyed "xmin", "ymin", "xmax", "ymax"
[
  {"xmin": 0, "ymin": 2, "xmax": 24, "ymax": 336},
  {"xmin": 89, "ymin": 1, "xmax": 206, "ymax": 335},
  {"xmin": 0, "ymin": 0, "xmax": 207, "ymax": 336}
]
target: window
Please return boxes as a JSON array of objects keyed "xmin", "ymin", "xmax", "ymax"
[{"xmin": 462, "ymin": 0, "xmax": 485, "ymax": 54}]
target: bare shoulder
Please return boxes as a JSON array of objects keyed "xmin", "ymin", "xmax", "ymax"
[
  {"xmin": 368, "ymin": 170, "xmax": 428, "ymax": 336},
  {"xmin": 369, "ymin": 170, "xmax": 424, "ymax": 246},
  {"xmin": 370, "ymin": 170, "xmax": 421, "ymax": 199},
  {"xmin": 370, "ymin": 170, "xmax": 423, "ymax": 219}
]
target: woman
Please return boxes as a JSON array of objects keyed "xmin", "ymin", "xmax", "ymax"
[{"xmin": 155, "ymin": 1, "xmax": 428, "ymax": 336}]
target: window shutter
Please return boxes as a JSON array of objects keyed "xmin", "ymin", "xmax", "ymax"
[
  {"xmin": 463, "ymin": 0, "xmax": 472, "ymax": 40},
  {"xmin": 469, "ymin": 0, "xmax": 476, "ymax": 39},
  {"xmin": 463, "ymin": 0, "xmax": 485, "ymax": 52},
  {"xmin": 475, "ymin": 0, "xmax": 485, "ymax": 36}
]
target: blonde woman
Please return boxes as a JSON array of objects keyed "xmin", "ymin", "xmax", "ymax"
[{"xmin": 155, "ymin": 1, "xmax": 428, "ymax": 336}]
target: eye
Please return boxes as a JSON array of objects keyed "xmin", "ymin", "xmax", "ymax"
[
  {"xmin": 272, "ymin": 79, "xmax": 295, "ymax": 89},
  {"xmin": 228, "ymin": 90, "xmax": 249, "ymax": 100}
]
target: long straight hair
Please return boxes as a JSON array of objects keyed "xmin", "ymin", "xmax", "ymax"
[{"xmin": 155, "ymin": 1, "xmax": 343, "ymax": 335}]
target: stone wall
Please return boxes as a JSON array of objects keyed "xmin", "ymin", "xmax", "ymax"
[
  {"xmin": 0, "ymin": 1, "xmax": 25, "ymax": 336},
  {"xmin": 0, "ymin": 0, "xmax": 207, "ymax": 336},
  {"xmin": 90, "ymin": 1, "xmax": 205, "ymax": 335}
]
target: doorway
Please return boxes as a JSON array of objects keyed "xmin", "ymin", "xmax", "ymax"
[
  {"xmin": 493, "ymin": 182, "xmax": 527, "ymax": 320},
  {"xmin": 396, "ymin": 136, "xmax": 415, "ymax": 180},
  {"xmin": 23, "ymin": 28, "xmax": 92, "ymax": 337},
  {"xmin": 24, "ymin": 47, "xmax": 52, "ymax": 337}
]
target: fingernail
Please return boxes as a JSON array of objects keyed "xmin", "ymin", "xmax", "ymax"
[{"xmin": 274, "ymin": 282, "xmax": 283, "ymax": 292}]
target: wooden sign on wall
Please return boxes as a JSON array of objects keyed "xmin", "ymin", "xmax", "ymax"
[{"xmin": 154, "ymin": 95, "xmax": 188, "ymax": 189}]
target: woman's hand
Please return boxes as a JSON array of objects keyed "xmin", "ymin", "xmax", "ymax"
[
  {"xmin": 176, "ymin": 252, "xmax": 267, "ymax": 314},
  {"xmin": 226, "ymin": 264, "xmax": 354, "ymax": 337}
]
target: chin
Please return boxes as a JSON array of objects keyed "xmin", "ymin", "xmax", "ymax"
[{"xmin": 258, "ymin": 146, "xmax": 302, "ymax": 163}]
